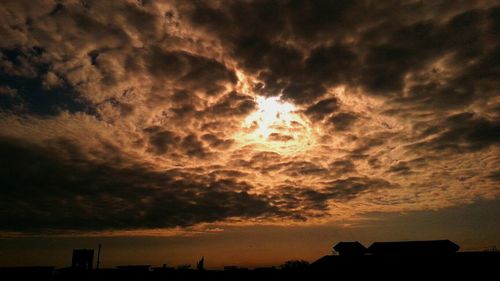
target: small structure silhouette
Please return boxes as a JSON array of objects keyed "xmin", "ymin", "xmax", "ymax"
[
  {"xmin": 71, "ymin": 249, "xmax": 94, "ymax": 270},
  {"xmin": 333, "ymin": 241, "xmax": 366, "ymax": 256}
]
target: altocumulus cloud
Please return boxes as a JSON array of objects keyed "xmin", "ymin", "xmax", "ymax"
[
  {"xmin": 0, "ymin": 137, "xmax": 282, "ymax": 232},
  {"xmin": 0, "ymin": 0, "xmax": 499, "ymax": 234}
]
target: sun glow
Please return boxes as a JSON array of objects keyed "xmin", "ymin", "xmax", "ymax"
[{"xmin": 236, "ymin": 96, "xmax": 315, "ymax": 154}]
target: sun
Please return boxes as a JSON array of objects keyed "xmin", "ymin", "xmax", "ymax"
[
  {"xmin": 236, "ymin": 96, "xmax": 315, "ymax": 154},
  {"xmin": 247, "ymin": 96, "xmax": 294, "ymax": 138}
]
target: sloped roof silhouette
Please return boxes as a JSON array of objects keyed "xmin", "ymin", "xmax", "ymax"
[
  {"xmin": 310, "ymin": 255, "xmax": 338, "ymax": 268},
  {"xmin": 368, "ymin": 240, "xmax": 459, "ymax": 255},
  {"xmin": 333, "ymin": 241, "xmax": 366, "ymax": 255}
]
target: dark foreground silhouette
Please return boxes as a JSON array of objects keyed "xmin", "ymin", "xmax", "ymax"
[{"xmin": 1, "ymin": 240, "xmax": 499, "ymax": 280}]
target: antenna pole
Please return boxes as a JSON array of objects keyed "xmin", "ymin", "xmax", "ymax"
[{"xmin": 96, "ymin": 244, "xmax": 101, "ymax": 269}]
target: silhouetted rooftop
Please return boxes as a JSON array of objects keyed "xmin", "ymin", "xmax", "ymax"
[
  {"xmin": 368, "ymin": 240, "xmax": 459, "ymax": 256},
  {"xmin": 333, "ymin": 241, "xmax": 367, "ymax": 256},
  {"xmin": 116, "ymin": 265, "xmax": 151, "ymax": 272}
]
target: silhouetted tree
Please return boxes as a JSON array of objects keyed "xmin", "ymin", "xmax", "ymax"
[{"xmin": 196, "ymin": 256, "xmax": 205, "ymax": 271}]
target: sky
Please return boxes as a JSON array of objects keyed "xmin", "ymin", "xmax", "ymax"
[{"xmin": 0, "ymin": 0, "xmax": 499, "ymax": 268}]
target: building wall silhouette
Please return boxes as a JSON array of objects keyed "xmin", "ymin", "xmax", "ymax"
[{"xmin": 71, "ymin": 249, "xmax": 94, "ymax": 270}]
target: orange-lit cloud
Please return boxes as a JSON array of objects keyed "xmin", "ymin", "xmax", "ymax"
[{"xmin": 0, "ymin": 0, "xmax": 498, "ymax": 235}]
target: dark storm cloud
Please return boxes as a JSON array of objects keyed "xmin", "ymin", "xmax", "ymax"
[
  {"xmin": 271, "ymin": 187, "xmax": 331, "ymax": 216},
  {"xmin": 280, "ymin": 160, "xmax": 329, "ymax": 177},
  {"xmin": 410, "ymin": 112, "xmax": 500, "ymax": 153},
  {"xmin": 162, "ymin": 90, "xmax": 256, "ymax": 125},
  {"xmin": 145, "ymin": 48, "xmax": 237, "ymax": 97},
  {"xmin": 181, "ymin": 134, "xmax": 210, "ymax": 158},
  {"xmin": 387, "ymin": 162, "xmax": 413, "ymax": 175},
  {"xmin": 143, "ymin": 127, "xmax": 216, "ymax": 158},
  {"xmin": 323, "ymin": 177, "xmax": 394, "ymax": 201},
  {"xmin": 207, "ymin": 169, "xmax": 249, "ymax": 179},
  {"xmin": 201, "ymin": 133, "xmax": 234, "ymax": 150},
  {"xmin": 273, "ymin": 176, "xmax": 393, "ymax": 215},
  {"xmin": 181, "ymin": 1, "xmax": 499, "ymax": 110},
  {"xmin": 0, "ymin": 0, "xmax": 498, "ymax": 233},
  {"xmin": 330, "ymin": 160, "xmax": 357, "ymax": 175},
  {"xmin": 0, "ymin": 135, "xmax": 394, "ymax": 232},
  {"xmin": 304, "ymin": 44, "xmax": 357, "ymax": 84},
  {"xmin": 2, "ymin": 1, "xmax": 497, "ymax": 110},
  {"xmin": 0, "ymin": 47, "xmax": 91, "ymax": 116},
  {"xmin": 329, "ymin": 112, "xmax": 358, "ymax": 131},
  {"xmin": 204, "ymin": 91, "xmax": 256, "ymax": 117},
  {"xmin": 305, "ymin": 97, "xmax": 339, "ymax": 121},
  {"xmin": 144, "ymin": 126, "xmax": 180, "ymax": 155},
  {"xmin": 361, "ymin": 5, "xmax": 499, "ymax": 107},
  {"xmin": 487, "ymin": 171, "xmax": 500, "ymax": 182},
  {"xmin": 351, "ymin": 133, "xmax": 392, "ymax": 154},
  {"xmin": 282, "ymin": 83, "xmax": 327, "ymax": 104},
  {"xmin": 179, "ymin": 0, "xmax": 358, "ymax": 103},
  {"xmin": 0, "ymin": 137, "xmax": 282, "ymax": 232}
]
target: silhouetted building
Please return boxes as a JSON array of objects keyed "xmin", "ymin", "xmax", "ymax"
[
  {"xmin": 0, "ymin": 266, "xmax": 54, "ymax": 278},
  {"xmin": 312, "ymin": 239, "xmax": 463, "ymax": 273},
  {"xmin": 253, "ymin": 266, "xmax": 277, "ymax": 273},
  {"xmin": 333, "ymin": 241, "xmax": 366, "ymax": 256},
  {"xmin": 367, "ymin": 240, "xmax": 459, "ymax": 256},
  {"xmin": 311, "ymin": 239, "xmax": 500, "ymax": 278},
  {"xmin": 116, "ymin": 265, "xmax": 151, "ymax": 273},
  {"xmin": 176, "ymin": 264, "xmax": 191, "ymax": 271},
  {"xmin": 71, "ymin": 249, "xmax": 94, "ymax": 270},
  {"xmin": 151, "ymin": 264, "xmax": 175, "ymax": 272}
]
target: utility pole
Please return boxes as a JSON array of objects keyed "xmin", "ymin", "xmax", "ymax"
[{"xmin": 96, "ymin": 244, "xmax": 102, "ymax": 269}]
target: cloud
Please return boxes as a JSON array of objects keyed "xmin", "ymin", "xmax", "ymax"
[
  {"xmin": 305, "ymin": 97, "xmax": 339, "ymax": 121},
  {"xmin": 181, "ymin": 0, "xmax": 499, "ymax": 112},
  {"xmin": 0, "ymin": 0, "xmax": 498, "ymax": 234},
  {"xmin": 272, "ymin": 176, "xmax": 394, "ymax": 216},
  {"xmin": 268, "ymin": 133, "xmax": 294, "ymax": 142},
  {"xmin": 330, "ymin": 160, "xmax": 357, "ymax": 176},
  {"xmin": 0, "ymin": 137, "xmax": 281, "ymax": 232},
  {"xmin": 387, "ymin": 162, "xmax": 413, "ymax": 175},
  {"xmin": 144, "ymin": 48, "xmax": 237, "ymax": 97},
  {"xmin": 487, "ymin": 171, "xmax": 500, "ymax": 182},
  {"xmin": 144, "ymin": 126, "xmax": 180, "ymax": 155},
  {"xmin": 329, "ymin": 112, "xmax": 358, "ymax": 131},
  {"xmin": 410, "ymin": 112, "xmax": 500, "ymax": 153},
  {"xmin": 201, "ymin": 133, "xmax": 234, "ymax": 150}
]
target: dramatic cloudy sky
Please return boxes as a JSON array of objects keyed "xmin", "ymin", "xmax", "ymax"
[{"xmin": 0, "ymin": 0, "xmax": 499, "ymax": 267}]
